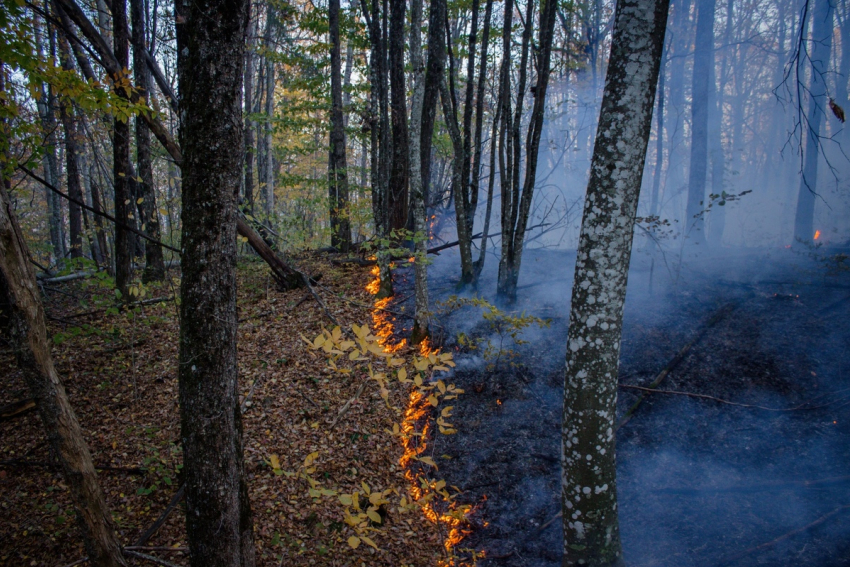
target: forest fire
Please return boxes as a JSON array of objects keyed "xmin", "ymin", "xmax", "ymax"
[{"xmin": 366, "ymin": 268, "xmax": 478, "ymax": 565}]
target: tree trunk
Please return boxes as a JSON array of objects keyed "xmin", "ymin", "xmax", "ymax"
[
  {"xmin": 0, "ymin": 68, "xmax": 126, "ymax": 567},
  {"xmin": 243, "ymin": 3, "xmax": 256, "ymax": 213},
  {"xmin": 387, "ymin": 0, "xmax": 408, "ymax": 231},
  {"xmin": 793, "ymin": 0, "xmax": 834, "ymax": 245},
  {"xmin": 420, "ymin": 0, "xmax": 447, "ymax": 210},
  {"xmin": 561, "ymin": 0, "xmax": 669, "ymax": 562},
  {"xmin": 707, "ymin": 0, "xmax": 728, "ymax": 247},
  {"xmin": 57, "ymin": 36, "xmax": 84, "ymax": 259},
  {"xmin": 262, "ymin": 3, "xmax": 275, "ymax": 222},
  {"xmin": 408, "ymin": 0, "xmax": 428, "ymax": 344},
  {"xmin": 684, "ymin": 0, "xmax": 715, "ymax": 247},
  {"xmin": 328, "ymin": 0, "xmax": 351, "ymax": 252},
  {"xmin": 175, "ymin": 0, "xmax": 255, "ymax": 563},
  {"xmin": 131, "ymin": 0, "xmax": 165, "ymax": 281},
  {"xmin": 113, "ymin": 0, "xmax": 133, "ymax": 297}
]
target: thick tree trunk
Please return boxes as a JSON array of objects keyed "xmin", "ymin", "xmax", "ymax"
[
  {"xmin": 387, "ymin": 0, "xmax": 408, "ymax": 231},
  {"xmin": 328, "ymin": 0, "xmax": 351, "ymax": 252},
  {"xmin": 1, "ymin": 71, "xmax": 125, "ymax": 567},
  {"xmin": 113, "ymin": 0, "xmax": 133, "ymax": 297},
  {"xmin": 793, "ymin": 0, "xmax": 834, "ymax": 245},
  {"xmin": 561, "ymin": 0, "xmax": 669, "ymax": 562},
  {"xmin": 131, "ymin": 0, "xmax": 165, "ymax": 281},
  {"xmin": 684, "ymin": 0, "xmax": 715, "ymax": 247},
  {"xmin": 175, "ymin": 0, "xmax": 255, "ymax": 563}
]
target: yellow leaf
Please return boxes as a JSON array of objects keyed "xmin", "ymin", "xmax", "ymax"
[
  {"xmin": 414, "ymin": 375, "xmax": 423, "ymax": 387},
  {"xmin": 136, "ymin": 197, "xmax": 144, "ymax": 204},
  {"xmin": 361, "ymin": 481, "xmax": 371, "ymax": 495},
  {"xmin": 437, "ymin": 380, "xmax": 446, "ymax": 394},
  {"xmin": 332, "ymin": 327, "xmax": 342, "ymax": 341},
  {"xmin": 339, "ymin": 494, "xmax": 353, "ymax": 506},
  {"xmin": 269, "ymin": 454, "xmax": 280, "ymax": 470},
  {"xmin": 361, "ymin": 536, "xmax": 378, "ymax": 549},
  {"xmin": 397, "ymin": 368, "xmax": 408, "ymax": 381},
  {"xmin": 427, "ymin": 395, "xmax": 439, "ymax": 407},
  {"xmin": 347, "ymin": 536, "xmax": 361, "ymax": 549},
  {"xmin": 366, "ymin": 509, "xmax": 382, "ymax": 523},
  {"xmin": 418, "ymin": 456, "xmax": 438, "ymax": 469}
]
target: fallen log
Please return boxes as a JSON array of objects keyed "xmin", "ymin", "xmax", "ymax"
[{"xmin": 616, "ymin": 303, "xmax": 736, "ymax": 431}]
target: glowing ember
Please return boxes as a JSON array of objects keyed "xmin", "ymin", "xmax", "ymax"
[
  {"xmin": 814, "ymin": 230, "xmax": 821, "ymax": 240},
  {"xmin": 496, "ymin": 399, "xmax": 502, "ymax": 406}
]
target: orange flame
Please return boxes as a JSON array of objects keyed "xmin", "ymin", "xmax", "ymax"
[
  {"xmin": 814, "ymin": 230, "xmax": 821, "ymax": 240},
  {"xmin": 364, "ymin": 269, "xmax": 478, "ymax": 564}
]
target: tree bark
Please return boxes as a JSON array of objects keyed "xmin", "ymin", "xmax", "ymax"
[
  {"xmin": 112, "ymin": 0, "xmax": 133, "ymax": 297},
  {"xmin": 420, "ymin": 0, "xmax": 447, "ymax": 210},
  {"xmin": 409, "ymin": 0, "xmax": 428, "ymax": 343},
  {"xmin": 131, "ymin": 0, "xmax": 165, "ymax": 281},
  {"xmin": 0, "ymin": 68, "xmax": 126, "ymax": 567},
  {"xmin": 684, "ymin": 0, "xmax": 715, "ymax": 247},
  {"xmin": 387, "ymin": 0, "xmax": 408, "ymax": 231},
  {"xmin": 561, "ymin": 0, "xmax": 669, "ymax": 562},
  {"xmin": 793, "ymin": 0, "xmax": 834, "ymax": 245},
  {"xmin": 175, "ymin": 0, "xmax": 256, "ymax": 563},
  {"xmin": 328, "ymin": 0, "xmax": 351, "ymax": 251},
  {"xmin": 57, "ymin": 35, "xmax": 84, "ymax": 259},
  {"xmin": 243, "ymin": 3, "xmax": 256, "ymax": 213}
]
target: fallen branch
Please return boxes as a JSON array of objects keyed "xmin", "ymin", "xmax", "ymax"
[
  {"xmin": 616, "ymin": 303, "xmax": 736, "ymax": 431},
  {"xmin": 240, "ymin": 375, "xmax": 264, "ymax": 414},
  {"xmin": 330, "ymin": 381, "xmax": 368, "ymax": 428},
  {"xmin": 133, "ymin": 484, "xmax": 186, "ymax": 547},
  {"xmin": 0, "ymin": 459, "xmax": 145, "ymax": 474},
  {"xmin": 0, "ymin": 398, "xmax": 36, "ymax": 422},
  {"xmin": 124, "ymin": 547, "xmax": 187, "ymax": 553},
  {"xmin": 302, "ymin": 274, "xmax": 342, "ymax": 328},
  {"xmin": 657, "ymin": 475, "xmax": 850, "ymax": 495},
  {"xmin": 719, "ymin": 504, "xmax": 850, "ymax": 564},
  {"xmin": 19, "ymin": 165, "xmax": 180, "ymax": 254},
  {"xmin": 619, "ymin": 385, "xmax": 850, "ymax": 412},
  {"xmin": 123, "ymin": 550, "xmax": 182, "ymax": 567}
]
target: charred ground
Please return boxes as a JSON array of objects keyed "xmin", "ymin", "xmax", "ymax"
[{"xmin": 404, "ymin": 245, "xmax": 850, "ymax": 567}]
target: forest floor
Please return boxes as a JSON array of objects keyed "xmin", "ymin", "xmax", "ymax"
[
  {"xmin": 3, "ymin": 244, "xmax": 850, "ymax": 567},
  {"xmin": 0, "ymin": 253, "xmax": 456, "ymax": 567},
  {"xmin": 416, "ymin": 245, "xmax": 850, "ymax": 567}
]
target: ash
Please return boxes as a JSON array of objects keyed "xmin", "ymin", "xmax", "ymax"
[{"xmin": 397, "ymin": 245, "xmax": 850, "ymax": 567}]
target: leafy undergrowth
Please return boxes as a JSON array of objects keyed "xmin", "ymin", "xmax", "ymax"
[{"xmin": 0, "ymin": 252, "xmax": 451, "ymax": 566}]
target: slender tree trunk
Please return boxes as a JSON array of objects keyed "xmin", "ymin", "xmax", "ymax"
[
  {"xmin": 0, "ymin": 67, "xmax": 126, "ymax": 567},
  {"xmin": 409, "ymin": 0, "xmax": 428, "ymax": 343},
  {"xmin": 328, "ymin": 0, "xmax": 351, "ymax": 251},
  {"xmin": 420, "ymin": 0, "xmax": 447, "ymax": 211},
  {"xmin": 561, "ymin": 0, "xmax": 669, "ymax": 561},
  {"xmin": 664, "ymin": 0, "xmax": 692, "ymax": 216},
  {"xmin": 131, "ymin": 0, "xmax": 165, "ymax": 281},
  {"xmin": 263, "ymin": 4, "xmax": 275, "ymax": 222},
  {"xmin": 244, "ymin": 3, "xmax": 256, "ymax": 213},
  {"xmin": 113, "ymin": 0, "xmax": 133, "ymax": 297},
  {"xmin": 684, "ymin": 0, "xmax": 715, "ymax": 246},
  {"xmin": 175, "ymin": 0, "xmax": 255, "ymax": 563},
  {"xmin": 649, "ymin": 51, "xmax": 666, "ymax": 221},
  {"xmin": 387, "ymin": 0, "xmax": 408, "ymax": 231},
  {"xmin": 707, "ymin": 0, "xmax": 728, "ymax": 247},
  {"xmin": 57, "ymin": 36, "xmax": 84, "ymax": 259},
  {"xmin": 794, "ymin": 0, "xmax": 834, "ymax": 244}
]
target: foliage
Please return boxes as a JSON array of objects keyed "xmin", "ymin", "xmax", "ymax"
[{"xmin": 437, "ymin": 295, "xmax": 551, "ymax": 371}]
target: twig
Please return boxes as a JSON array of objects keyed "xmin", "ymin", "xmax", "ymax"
[
  {"xmin": 294, "ymin": 386, "xmax": 321, "ymax": 409},
  {"xmin": 302, "ymin": 274, "xmax": 343, "ymax": 328},
  {"xmin": 240, "ymin": 375, "xmax": 264, "ymax": 413},
  {"xmin": 719, "ymin": 504, "xmax": 850, "ymax": 564},
  {"xmin": 330, "ymin": 381, "xmax": 368, "ymax": 428},
  {"xmin": 133, "ymin": 484, "xmax": 186, "ymax": 547},
  {"xmin": 619, "ymin": 385, "xmax": 850, "ymax": 412},
  {"xmin": 123, "ymin": 550, "xmax": 182, "ymax": 567},
  {"xmin": 539, "ymin": 510, "xmax": 561, "ymax": 531},
  {"xmin": 657, "ymin": 475, "xmax": 850, "ymax": 495},
  {"xmin": 124, "ymin": 547, "xmax": 187, "ymax": 553},
  {"xmin": 616, "ymin": 303, "xmax": 735, "ymax": 431}
]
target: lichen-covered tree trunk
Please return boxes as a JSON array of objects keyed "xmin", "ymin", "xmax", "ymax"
[
  {"xmin": 174, "ymin": 0, "xmax": 255, "ymax": 562},
  {"xmin": 131, "ymin": 0, "xmax": 165, "ymax": 282},
  {"xmin": 1, "ymin": 71, "xmax": 125, "ymax": 566},
  {"xmin": 561, "ymin": 0, "xmax": 669, "ymax": 562},
  {"xmin": 328, "ymin": 0, "xmax": 351, "ymax": 252}
]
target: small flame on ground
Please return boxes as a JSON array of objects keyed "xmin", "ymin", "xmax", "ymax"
[
  {"xmin": 814, "ymin": 230, "xmax": 821, "ymax": 240},
  {"xmin": 496, "ymin": 400, "xmax": 502, "ymax": 406}
]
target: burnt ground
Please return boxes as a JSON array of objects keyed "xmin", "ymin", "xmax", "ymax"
[{"xmin": 395, "ymin": 245, "xmax": 850, "ymax": 567}]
